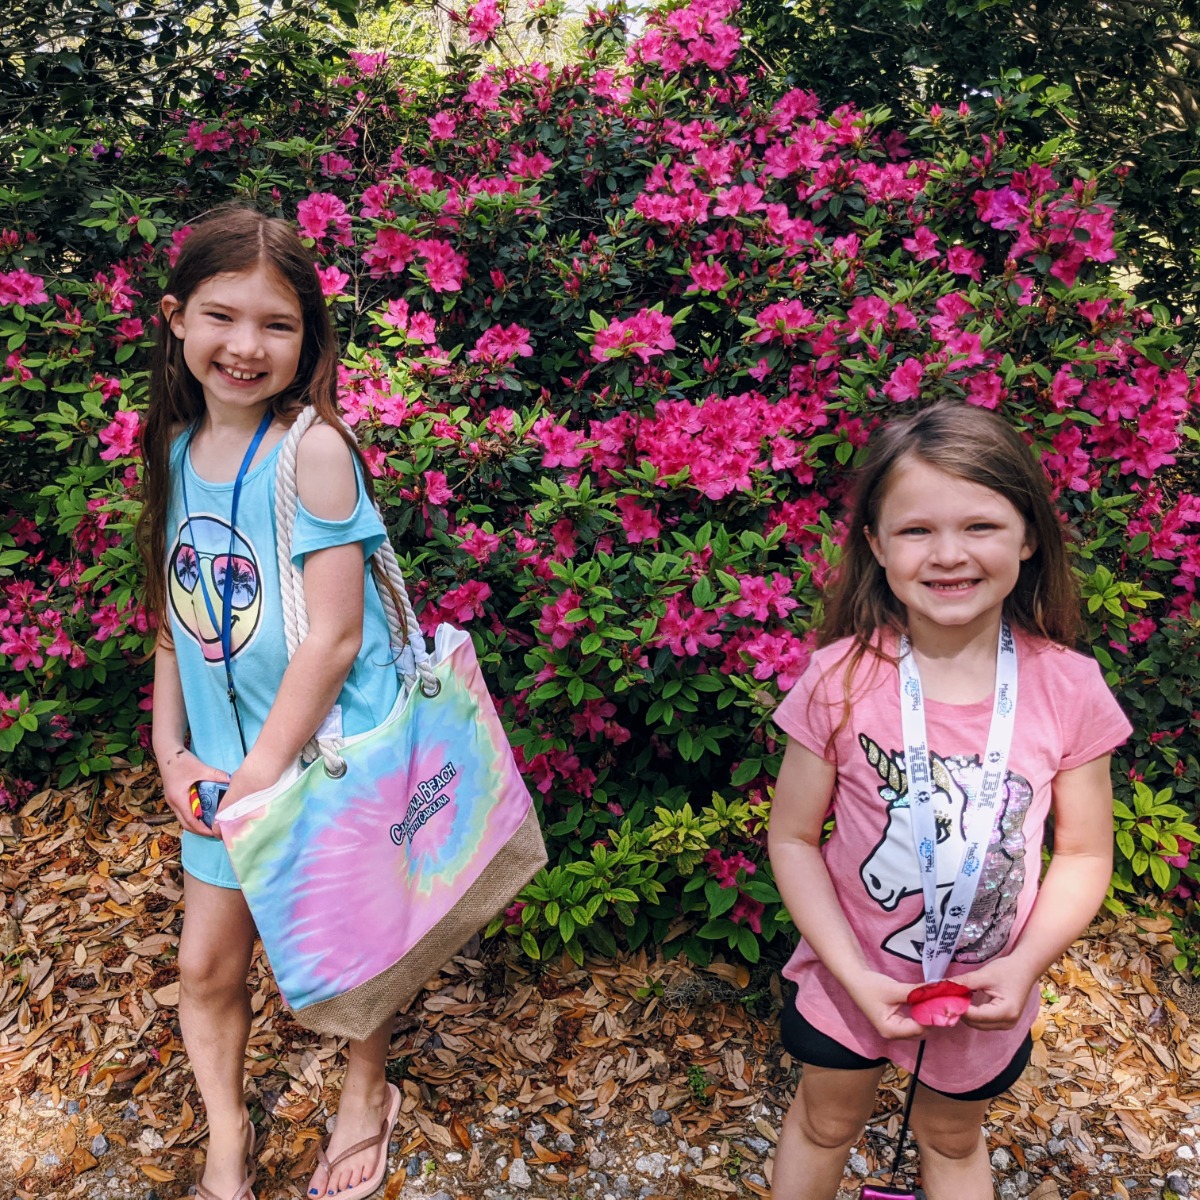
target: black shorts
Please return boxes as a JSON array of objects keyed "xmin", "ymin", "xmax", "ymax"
[{"xmin": 780, "ymin": 1000, "xmax": 1032, "ymax": 1102}]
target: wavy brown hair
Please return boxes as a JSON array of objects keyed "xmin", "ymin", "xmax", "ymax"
[
  {"xmin": 136, "ymin": 205, "xmax": 388, "ymax": 641},
  {"xmin": 822, "ymin": 402, "xmax": 1079, "ymax": 652}
]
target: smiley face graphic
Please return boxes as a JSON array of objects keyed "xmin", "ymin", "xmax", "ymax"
[{"xmin": 169, "ymin": 516, "xmax": 263, "ymax": 662}]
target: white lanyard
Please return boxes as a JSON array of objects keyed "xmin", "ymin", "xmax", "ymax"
[{"xmin": 898, "ymin": 620, "xmax": 1018, "ymax": 982}]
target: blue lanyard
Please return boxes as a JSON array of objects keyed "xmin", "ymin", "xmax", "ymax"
[{"xmin": 179, "ymin": 410, "xmax": 273, "ymax": 756}]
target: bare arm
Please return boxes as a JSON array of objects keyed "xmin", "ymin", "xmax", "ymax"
[
  {"xmin": 768, "ymin": 739, "xmax": 924, "ymax": 1040},
  {"xmin": 220, "ymin": 424, "xmax": 367, "ymax": 808},
  {"xmin": 151, "ymin": 639, "xmax": 228, "ymax": 837},
  {"xmin": 954, "ymin": 754, "xmax": 1115, "ymax": 1029}
]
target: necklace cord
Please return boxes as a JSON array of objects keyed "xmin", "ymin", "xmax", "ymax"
[{"xmin": 178, "ymin": 412, "xmax": 274, "ymax": 760}]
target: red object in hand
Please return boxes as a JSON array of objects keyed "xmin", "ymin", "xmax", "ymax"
[{"xmin": 907, "ymin": 979, "xmax": 972, "ymax": 1027}]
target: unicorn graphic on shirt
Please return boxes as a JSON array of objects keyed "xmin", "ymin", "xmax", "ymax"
[{"xmin": 857, "ymin": 734, "xmax": 1033, "ymax": 963}]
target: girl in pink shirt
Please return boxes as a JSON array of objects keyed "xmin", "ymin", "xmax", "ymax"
[{"xmin": 767, "ymin": 404, "xmax": 1130, "ymax": 1200}]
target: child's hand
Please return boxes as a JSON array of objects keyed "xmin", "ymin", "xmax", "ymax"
[
  {"xmin": 951, "ymin": 960, "xmax": 1038, "ymax": 1031},
  {"xmin": 215, "ymin": 759, "xmax": 285, "ymax": 834},
  {"xmin": 846, "ymin": 970, "xmax": 927, "ymax": 1041},
  {"xmin": 158, "ymin": 748, "xmax": 226, "ymax": 838}
]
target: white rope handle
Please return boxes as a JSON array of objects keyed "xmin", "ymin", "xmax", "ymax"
[{"xmin": 275, "ymin": 405, "xmax": 440, "ymax": 774}]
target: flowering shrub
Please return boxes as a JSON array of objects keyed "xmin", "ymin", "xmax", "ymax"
[{"xmin": 2, "ymin": 0, "xmax": 1198, "ymax": 962}]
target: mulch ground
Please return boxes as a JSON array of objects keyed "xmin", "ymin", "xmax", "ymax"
[{"xmin": 2, "ymin": 771, "xmax": 1199, "ymax": 1200}]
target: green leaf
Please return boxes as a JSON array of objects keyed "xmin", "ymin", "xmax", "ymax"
[
  {"xmin": 1148, "ymin": 855, "xmax": 1170, "ymax": 890},
  {"xmin": 736, "ymin": 926, "xmax": 761, "ymax": 963},
  {"xmin": 705, "ymin": 884, "xmax": 738, "ymax": 917},
  {"xmin": 558, "ymin": 910, "xmax": 576, "ymax": 944}
]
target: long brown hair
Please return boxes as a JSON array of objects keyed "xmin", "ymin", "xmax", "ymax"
[
  {"xmin": 822, "ymin": 400, "xmax": 1080, "ymax": 656},
  {"xmin": 136, "ymin": 205, "xmax": 383, "ymax": 638}
]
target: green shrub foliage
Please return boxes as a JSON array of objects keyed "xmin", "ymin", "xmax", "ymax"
[{"xmin": 1, "ymin": 0, "xmax": 1197, "ymax": 965}]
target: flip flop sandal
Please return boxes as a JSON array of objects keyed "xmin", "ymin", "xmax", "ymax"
[
  {"xmin": 195, "ymin": 1122, "xmax": 258, "ymax": 1200},
  {"xmin": 312, "ymin": 1082, "xmax": 401, "ymax": 1200}
]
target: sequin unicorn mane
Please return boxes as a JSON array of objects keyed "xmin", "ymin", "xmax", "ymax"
[{"xmin": 857, "ymin": 733, "xmax": 1032, "ymax": 963}]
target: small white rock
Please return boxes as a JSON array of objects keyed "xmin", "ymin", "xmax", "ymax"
[{"xmin": 508, "ymin": 1157, "xmax": 532, "ymax": 1190}]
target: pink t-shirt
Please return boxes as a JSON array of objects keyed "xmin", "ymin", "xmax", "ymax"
[{"xmin": 773, "ymin": 631, "xmax": 1131, "ymax": 1093}]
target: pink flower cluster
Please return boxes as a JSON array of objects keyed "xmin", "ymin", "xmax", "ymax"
[
  {"xmin": 630, "ymin": 0, "xmax": 742, "ymax": 74},
  {"xmin": 466, "ymin": 0, "xmax": 504, "ymax": 42},
  {"xmin": 297, "ymin": 193, "xmax": 354, "ymax": 247},
  {"xmin": 363, "ymin": 232, "xmax": 469, "ymax": 292},
  {"xmin": 0, "ymin": 270, "xmax": 49, "ymax": 307},
  {"xmin": 591, "ymin": 308, "xmax": 676, "ymax": 364},
  {"xmin": 468, "ymin": 323, "xmax": 533, "ymax": 368}
]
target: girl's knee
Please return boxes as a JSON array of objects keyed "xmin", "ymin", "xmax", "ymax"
[
  {"xmin": 178, "ymin": 948, "xmax": 249, "ymax": 1002},
  {"xmin": 178, "ymin": 922, "xmax": 253, "ymax": 1000},
  {"xmin": 909, "ymin": 1109, "xmax": 985, "ymax": 1162},
  {"xmin": 788, "ymin": 1089, "xmax": 866, "ymax": 1152}
]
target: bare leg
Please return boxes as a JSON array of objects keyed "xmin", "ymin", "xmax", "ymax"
[
  {"xmin": 307, "ymin": 1016, "xmax": 395, "ymax": 1196},
  {"xmin": 909, "ymin": 1085, "xmax": 993, "ymax": 1200},
  {"xmin": 770, "ymin": 1063, "xmax": 884, "ymax": 1200},
  {"xmin": 179, "ymin": 873, "xmax": 257, "ymax": 1197}
]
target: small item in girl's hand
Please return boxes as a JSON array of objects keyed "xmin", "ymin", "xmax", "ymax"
[
  {"xmin": 189, "ymin": 780, "xmax": 227, "ymax": 829},
  {"xmin": 860, "ymin": 1186, "xmax": 918, "ymax": 1199},
  {"xmin": 907, "ymin": 979, "xmax": 972, "ymax": 1027}
]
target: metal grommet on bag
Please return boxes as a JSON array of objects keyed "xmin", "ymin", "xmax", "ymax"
[
  {"xmin": 420, "ymin": 677, "xmax": 442, "ymax": 698},
  {"xmin": 324, "ymin": 756, "xmax": 348, "ymax": 779}
]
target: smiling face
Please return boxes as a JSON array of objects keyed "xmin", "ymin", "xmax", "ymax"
[
  {"xmin": 865, "ymin": 455, "xmax": 1036, "ymax": 644},
  {"xmin": 162, "ymin": 263, "xmax": 303, "ymax": 419}
]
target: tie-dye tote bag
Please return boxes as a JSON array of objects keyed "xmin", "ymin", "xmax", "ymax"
[{"xmin": 215, "ymin": 410, "xmax": 546, "ymax": 1040}]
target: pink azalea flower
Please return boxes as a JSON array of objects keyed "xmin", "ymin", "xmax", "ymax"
[
  {"xmin": 184, "ymin": 121, "xmax": 232, "ymax": 153},
  {"xmin": 703, "ymin": 848, "xmax": 756, "ymax": 888},
  {"xmin": 457, "ymin": 523, "xmax": 502, "ymax": 564},
  {"xmin": 1163, "ymin": 838, "xmax": 1194, "ymax": 870},
  {"xmin": 363, "ymin": 228, "xmax": 420, "ymax": 277},
  {"xmin": 316, "ymin": 265, "xmax": 350, "ymax": 298},
  {"xmin": 464, "ymin": 76, "xmax": 503, "ymax": 110},
  {"xmin": 538, "ymin": 589, "xmax": 587, "ymax": 649},
  {"xmin": 531, "ymin": 415, "xmax": 587, "ymax": 468},
  {"xmin": 297, "ymin": 193, "xmax": 353, "ymax": 246},
  {"xmin": 466, "ymin": 0, "xmax": 504, "ymax": 41},
  {"xmin": 0, "ymin": 269, "xmax": 49, "ymax": 307},
  {"xmin": 945, "ymin": 245, "xmax": 985, "ymax": 280},
  {"xmin": 468, "ymin": 323, "xmax": 533, "ymax": 367},
  {"xmin": 509, "ymin": 149, "xmax": 553, "ymax": 178},
  {"xmin": 614, "ymin": 496, "xmax": 661, "ymax": 543},
  {"xmin": 729, "ymin": 895, "xmax": 764, "ymax": 933},
  {"xmin": 883, "ymin": 357, "xmax": 924, "ymax": 403},
  {"xmin": 112, "ymin": 317, "xmax": 144, "ymax": 346},
  {"xmin": 419, "ymin": 240, "xmax": 469, "ymax": 292},
  {"xmin": 688, "ymin": 260, "xmax": 730, "ymax": 291},
  {"xmin": 429, "ymin": 112, "xmax": 458, "ymax": 140},
  {"xmin": 752, "ymin": 300, "xmax": 816, "ymax": 346},
  {"xmin": 318, "ymin": 152, "xmax": 355, "ymax": 180},
  {"xmin": 438, "ymin": 580, "xmax": 492, "ymax": 624},
  {"xmin": 165, "ymin": 225, "xmax": 193, "ymax": 266},
  {"xmin": 423, "ymin": 470, "xmax": 454, "ymax": 505},
  {"xmin": 0, "ymin": 625, "xmax": 44, "ymax": 671},
  {"xmin": 652, "ymin": 594, "xmax": 721, "ymax": 657},
  {"xmin": 348, "ymin": 50, "xmax": 388, "ymax": 76},
  {"xmin": 592, "ymin": 309, "xmax": 676, "ymax": 363},
  {"xmin": 98, "ymin": 411, "xmax": 141, "ymax": 461}
]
